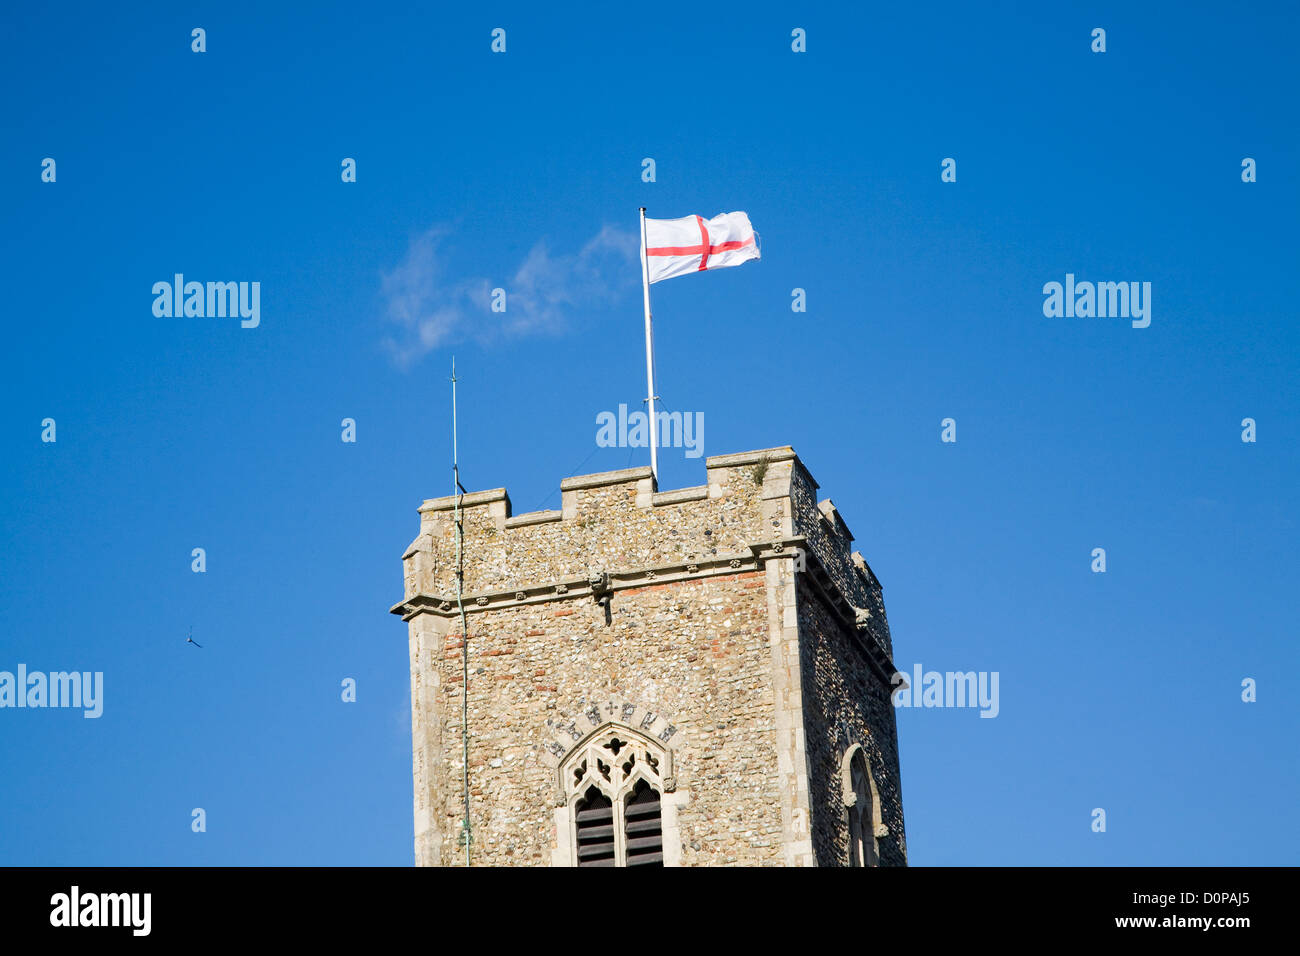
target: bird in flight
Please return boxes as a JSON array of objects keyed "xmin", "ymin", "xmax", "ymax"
[{"xmin": 186, "ymin": 626, "xmax": 202, "ymax": 649}]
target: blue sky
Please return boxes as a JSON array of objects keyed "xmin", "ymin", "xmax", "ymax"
[{"xmin": 1, "ymin": 1, "xmax": 1296, "ymax": 865}]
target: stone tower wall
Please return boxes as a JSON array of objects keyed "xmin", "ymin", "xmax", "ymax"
[
  {"xmin": 392, "ymin": 447, "xmax": 906, "ymax": 866},
  {"xmin": 787, "ymin": 463, "xmax": 908, "ymax": 865}
]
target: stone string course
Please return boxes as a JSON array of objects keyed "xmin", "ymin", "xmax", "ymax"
[{"xmin": 393, "ymin": 446, "xmax": 907, "ymax": 866}]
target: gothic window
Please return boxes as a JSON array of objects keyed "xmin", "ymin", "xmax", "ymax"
[
  {"xmin": 844, "ymin": 746, "xmax": 879, "ymax": 867},
  {"xmin": 563, "ymin": 727, "xmax": 668, "ymax": 867}
]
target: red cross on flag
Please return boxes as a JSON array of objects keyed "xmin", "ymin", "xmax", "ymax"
[{"xmin": 642, "ymin": 211, "xmax": 760, "ymax": 284}]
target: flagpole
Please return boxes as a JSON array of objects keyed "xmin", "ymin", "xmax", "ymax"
[{"xmin": 639, "ymin": 207, "xmax": 659, "ymax": 484}]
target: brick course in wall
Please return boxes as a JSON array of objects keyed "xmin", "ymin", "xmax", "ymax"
[{"xmin": 391, "ymin": 446, "xmax": 907, "ymax": 866}]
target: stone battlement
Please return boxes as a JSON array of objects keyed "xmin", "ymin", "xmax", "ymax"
[
  {"xmin": 392, "ymin": 445, "xmax": 892, "ymax": 665},
  {"xmin": 412, "ymin": 447, "xmax": 810, "ymax": 523}
]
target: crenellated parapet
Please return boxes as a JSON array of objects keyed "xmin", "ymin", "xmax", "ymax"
[{"xmin": 393, "ymin": 448, "xmax": 886, "ymax": 638}]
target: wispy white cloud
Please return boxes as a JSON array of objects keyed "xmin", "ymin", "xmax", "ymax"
[{"xmin": 379, "ymin": 224, "xmax": 638, "ymax": 368}]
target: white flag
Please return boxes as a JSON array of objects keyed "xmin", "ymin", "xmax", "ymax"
[{"xmin": 642, "ymin": 211, "xmax": 760, "ymax": 284}]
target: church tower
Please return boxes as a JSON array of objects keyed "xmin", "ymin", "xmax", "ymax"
[{"xmin": 391, "ymin": 446, "xmax": 907, "ymax": 866}]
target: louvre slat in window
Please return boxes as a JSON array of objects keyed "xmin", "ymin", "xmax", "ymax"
[
  {"xmin": 623, "ymin": 780, "xmax": 663, "ymax": 867},
  {"xmin": 576, "ymin": 788, "xmax": 616, "ymax": 867}
]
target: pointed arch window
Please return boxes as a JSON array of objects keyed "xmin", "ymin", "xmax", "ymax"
[
  {"xmin": 843, "ymin": 745, "xmax": 880, "ymax": 867},
  {"xmin": 563, "ymin": 727, "xmax": 670, "ymax": 867}
]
